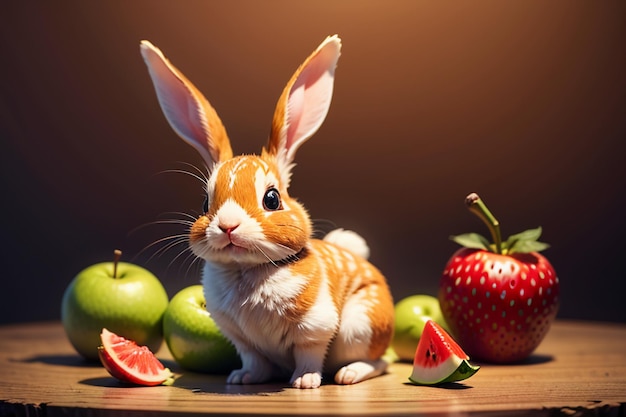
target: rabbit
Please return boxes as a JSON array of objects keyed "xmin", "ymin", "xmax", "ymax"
[{"xmin": 140, "ymin": 35, "xmax": 395, "ymax": 389}]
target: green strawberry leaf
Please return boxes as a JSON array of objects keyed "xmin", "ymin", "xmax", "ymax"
[
  {"xmin": 451, "ymin": 233, "xmax": 491, "ymax": 250},
  {"xmin": 504, "ymin": 226, "xmax": 550, "ymax": 254},
  {"xmin": 509, "ymin": 239, "xmax": 550, "ymax": 253},
  {"xmin": 507, "ymin": 226, "xmax": 543, "ymax": 243}
]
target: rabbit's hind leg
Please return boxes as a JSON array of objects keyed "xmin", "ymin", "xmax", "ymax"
[{"xmin": 334, "ymin": 359, "xmax": 388, "ymax": 385}]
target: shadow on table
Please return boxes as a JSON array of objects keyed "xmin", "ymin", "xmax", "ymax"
[
  {"xmin": 16, "ymin": 354, "xmax": 102, "ymax": 367},
  {"xmin": 402, "ymin": 381, "xmax": 475, "ymax": 389},
  {"xmin": 171, "ymin": 371, "xmax": 287, "ymax": 395},
  {"xmin": 79, "ymin": 369, "xmax": 286, "ymax": 395},
  {"xmin": 520, "ymin": 353, "xmax": 554, "ymax": 365},
  {"xmin": 474, "ymin": 353, "xmax": 554, "ymax": 366}
]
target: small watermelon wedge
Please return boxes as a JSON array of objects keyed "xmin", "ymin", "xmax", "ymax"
[
  {"xmin": 408, "ymin": 320, "xmax": 480, "ymax": 385},
  {"xmin": 98, "ymin": 328, "xmax": 174, "ymax": 386}
]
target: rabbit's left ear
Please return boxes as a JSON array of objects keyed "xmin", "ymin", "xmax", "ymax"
[{"xmin": 267, "ymin": 35, "xmax": 341, "ymax": 186}]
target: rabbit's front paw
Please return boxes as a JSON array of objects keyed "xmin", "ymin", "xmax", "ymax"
[
  {"xmin": 226, "ymin": 367, "xmax": 272, "ymax": 385},
  {"xmin": 290, "ymin": 372, "xmax": 322, "ymax": 389},
  {"xmin": 226, "ymin": 369, "xmax": 249, "ymax": 384}
]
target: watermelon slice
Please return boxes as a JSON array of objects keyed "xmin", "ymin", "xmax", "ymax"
[
  {"xmin": 408, "ymin": 320, "xmax": 479, "ymax": 385},
  {"xmin": 98, "ymin": 328, "xmax": 174, "ymax": 386}
]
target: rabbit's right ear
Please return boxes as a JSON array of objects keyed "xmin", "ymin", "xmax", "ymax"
[{"xmin": 140, "ymin": 40, "xmax": 233, "ymax": 166}]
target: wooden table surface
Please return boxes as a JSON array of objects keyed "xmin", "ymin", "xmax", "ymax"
[{"xmin": 1, "ymin": 320, "xmax": 624, "ymax": 417}]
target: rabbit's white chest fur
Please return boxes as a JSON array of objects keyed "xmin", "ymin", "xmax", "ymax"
[{"xmin": 201, "ymin": 247, "xmax": 340, "ymax": 371}]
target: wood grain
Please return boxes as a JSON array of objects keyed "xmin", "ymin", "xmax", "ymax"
[{"xmin": 0, "ymin": 320, "xmax": 624, "ymax": 416}]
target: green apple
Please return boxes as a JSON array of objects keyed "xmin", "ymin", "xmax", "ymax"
[
  {"xmin": 163, "ymin": 285, "xmax": 241, "ymax": 374},
  {"xmin": 61, "ymin": 250, "xmax": 169, "ymax": 361},
  {"xmin": 391, "ymin": 294, "xmax": 448, "ymax": 362}
]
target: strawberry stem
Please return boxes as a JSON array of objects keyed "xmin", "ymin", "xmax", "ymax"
[{"xmin": 465, "ymin": 193, "xmax": 502, "ymax": 254}]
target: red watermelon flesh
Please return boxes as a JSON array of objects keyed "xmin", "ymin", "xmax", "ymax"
[{"xmin": 409, "ymin": 320, "xmax": 480, "ymax": 385}]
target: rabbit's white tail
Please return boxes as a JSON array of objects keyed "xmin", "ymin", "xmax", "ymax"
[{"xmin": 323, "ymin": 228, "xmax": 370, "ymax": 260}]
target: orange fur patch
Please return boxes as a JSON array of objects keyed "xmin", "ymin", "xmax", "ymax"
[{"xmin": 291, "ymin": 240, "xmax": 395, "ymax": 358}]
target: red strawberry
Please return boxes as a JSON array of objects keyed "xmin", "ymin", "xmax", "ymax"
[{"xmin": 438, "ymin": 193, "xmax": 560, "ymax": 363}]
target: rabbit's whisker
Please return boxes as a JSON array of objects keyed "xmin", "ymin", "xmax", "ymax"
[
  {"xmin": 156, "ymin": 161, "xmax": 209, "ymax": 184},
  {"xmin": 138, "ymin": 234, "xmax": 190, "ymax": 261},
  {"xmin": 159, "ymin": 169, "xmax": 206, "ymax": 184},
  {"xmin": 176, "ymin": 161, "xmax": 210, "ymax": 181},
  {"xmin": 128, "ymin": 215, "xmax": 194, "ymax": 237},
  {"xmin": 252, "ymin": 243, "xmax": 279, "ymax": 267},
  {"xmin": 159, "ymin": 211, "xmax": 200, "ymax": 222}
]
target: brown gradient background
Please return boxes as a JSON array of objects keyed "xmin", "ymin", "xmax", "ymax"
[{"xmin": 1, "ymin": 1, "xmax": 624, "ymax": 324}]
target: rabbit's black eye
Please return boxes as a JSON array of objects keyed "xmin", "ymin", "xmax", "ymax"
[
  {"xmin": 263, "ymin": 188, "xmax": 282, "ymax": 211},
  {"xmin": 202, "ymin": 196, "xmax": 209, "ymax": 214}
]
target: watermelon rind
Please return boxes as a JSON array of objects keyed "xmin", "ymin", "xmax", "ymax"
[
  {"xmin": 408, "ymin": 358, "xmax": 480, "ymax": 385},
  {"xmin": 407, "ymin": 320, "xmax": 480, "ymax": 386}
]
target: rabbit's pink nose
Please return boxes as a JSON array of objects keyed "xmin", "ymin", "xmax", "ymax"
[{"xmin": 219, "ymin": 224, "xmax": 239, "ymax": 238}]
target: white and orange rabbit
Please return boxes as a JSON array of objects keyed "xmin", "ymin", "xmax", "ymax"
[{"xmin": 140, "ymin": 35, "xmax": 394, "ymax": 389}]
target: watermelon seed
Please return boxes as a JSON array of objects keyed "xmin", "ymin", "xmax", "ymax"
[{"xmin": 425, "ymin": 348, "xmax": 437, "ymax": 363}]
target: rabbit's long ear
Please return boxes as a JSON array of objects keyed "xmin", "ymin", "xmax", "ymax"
[
  {"xmin": 140, "ymin": 40, "xmax": 233, "ymax": 166},
  {"xmin": 267, "ymin": 35, "xmax": 341, "ymax": 186}
]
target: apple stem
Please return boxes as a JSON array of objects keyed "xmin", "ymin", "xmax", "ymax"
[
  {"xmin": 465, "ymin": 193, "xmax": 503, "ymax": 254},
  {"xmin": 113, "ymin": 249, "xmax": 122, "ymax": 279}
]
